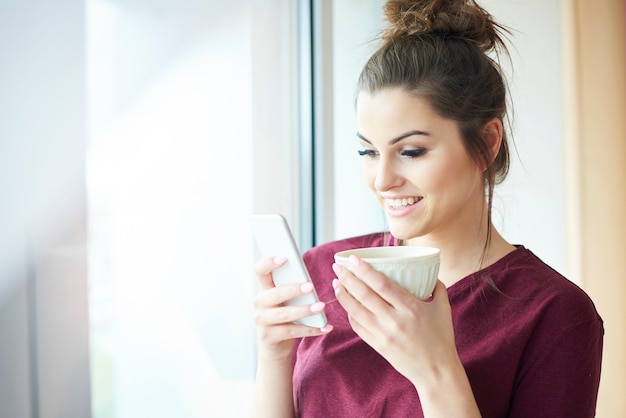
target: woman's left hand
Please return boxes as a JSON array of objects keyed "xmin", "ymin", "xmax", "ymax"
[{"xmin": 332, "ymin": 255, "xmax": 459, "ymax": 387}]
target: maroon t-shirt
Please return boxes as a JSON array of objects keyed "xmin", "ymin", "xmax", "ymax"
[{"xmin": 293, "ymin": 233, "xmax": 603, "ymax": 418}]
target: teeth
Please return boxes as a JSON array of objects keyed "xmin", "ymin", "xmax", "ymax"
[{"xmin": 388, "ymin": 197, "xmax": 420, "ymax": 209}]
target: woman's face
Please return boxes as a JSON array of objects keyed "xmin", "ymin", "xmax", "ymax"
[{"xmin": 356, "ymin": 88, "xmax": 485, "ymax": 243}]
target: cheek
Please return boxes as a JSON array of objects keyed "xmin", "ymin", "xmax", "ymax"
[{"xmin": 421, "ymin": 153, "xmax": 481, "ymax": 192}]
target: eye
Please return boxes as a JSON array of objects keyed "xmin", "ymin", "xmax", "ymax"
[
  {"xmin": 400, "ymin": 148, "xmax": 427, "ymax": 158},
  {"xmin": 357, "ymin": 149, "xmax": 378, "ymax": 158}
]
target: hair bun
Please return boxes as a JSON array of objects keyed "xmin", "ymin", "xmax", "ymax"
[{"xmin": 382, "ymin": 0, "xmax": 507, "ymax": 52}]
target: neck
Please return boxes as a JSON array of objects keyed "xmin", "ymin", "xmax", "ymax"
[{"xmin": 404, "ymin": 207, "xmax": 514, "ymax": 287}]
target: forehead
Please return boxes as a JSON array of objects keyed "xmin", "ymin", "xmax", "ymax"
[{"xmin": 356, "ymin": 88, "xmax": 456, "ymax": 136}]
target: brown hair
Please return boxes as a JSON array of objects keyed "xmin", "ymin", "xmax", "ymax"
[{"xmin": 358, "ymin": 0, "xmax": 512, "ymax": 256}]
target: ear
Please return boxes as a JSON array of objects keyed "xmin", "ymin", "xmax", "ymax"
[{"xmin": 482, "ymin": 118, "xmax": 503, "ymax": 169}]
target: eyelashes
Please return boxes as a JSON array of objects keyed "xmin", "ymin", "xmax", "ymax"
[
  {"xmin": 357, "ymin": 148, "xmax": 427, "ymax": 158},
  {"xmin": 400, "ymin": 149, "xmax": 427, "ymax": 158},
  {"xmin": 357, "ymin": 149, "xmax": 377, "ymax": 157}
]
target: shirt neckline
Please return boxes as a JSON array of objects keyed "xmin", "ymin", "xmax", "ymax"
[{"xmin": 388, "ymin": 234, "xmax": 527, "ymax": 294}]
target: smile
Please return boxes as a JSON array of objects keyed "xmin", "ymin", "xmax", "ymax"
[{"xmin": 385, "ymin": 197, "xmax": 423, "ymax": 209}]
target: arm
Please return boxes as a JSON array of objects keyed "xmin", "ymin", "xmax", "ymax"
[
  {"xmin": 253, "ymin": 346, "xmax": 296, "ymax": 418},
  {"xmin": 332, "ymin": 258, "xmax": 481, "ymax": 418},
  {"xmin": 251, "ymin": 256, "xmax": 333, "ymax": 418},
  {"xmin": 410, "ymin": 350, "xmax": 481, "ymax": 418}
]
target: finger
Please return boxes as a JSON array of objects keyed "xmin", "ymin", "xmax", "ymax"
[
  {"xmin": 254, "ymin": 300, "xmax": 327, "ymax": 328},
  {"xmin": 334, "ymin": 264, "xmax": 390, "ymax": 313},
  {"xmin": 430, "ymin": 280, "xmax": 449, "ymax": 303},
  {"xmin": 332, "ymin": 279, "xmax": 383, "ymax": 348},
  {"xmin": 424, "ymin": 280, "xmax": 452, "ymax": 318},
  {"xmin": 332, "ymin": 276, "xmax": 359, "ymax": 311},
  {"xmin": 335, "ymin": 257, "xmax": 408, "ymax": 311},
  {"xmin": 342, "ymin": 307, "xmax": 376, "ymax": 343},
  {"xmin": 253, "ymin": 281, "xmax": 315, "ymax": 309},
  {"xmin": 254, "ymin": 256, "xmax": 287, "ymax": 290},
  {"xmin": 257, "ymin": 322, "xmax": 333, "ymax": 346},
  {"xmin": 332, "ymin": 273, "xmax": 381, "ymax": 328}
]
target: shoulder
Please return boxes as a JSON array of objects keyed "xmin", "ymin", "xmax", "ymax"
[
  {"xmin": 477, "ymin": 248, "xmax": 604, "ymax": 416},
  {"xmin": 490, "ymin": 246, "xmax": 603, "ymax": 328}
]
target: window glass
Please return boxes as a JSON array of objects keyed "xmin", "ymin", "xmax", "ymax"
[
  {"xmin": 331, "ymin": 0, "xmax": 387, "ymax": 240},
  {"xmin": 87, "ymin": 1, "xmax": 256, "ymax": 416}
]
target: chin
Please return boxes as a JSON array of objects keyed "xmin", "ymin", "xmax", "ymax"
[{"xmin": 387, "ymin": 223, "xmax": 421, "ymax": 242}]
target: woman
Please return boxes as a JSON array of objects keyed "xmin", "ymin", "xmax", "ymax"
[{"xmin": 252, "ymin": 1, "xmax": 603, "ymax": 416}]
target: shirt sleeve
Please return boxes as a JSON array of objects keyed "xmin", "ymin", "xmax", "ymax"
[{"xmin": 508, "ymin": 317, "xmax": 604, "ymax": 418}]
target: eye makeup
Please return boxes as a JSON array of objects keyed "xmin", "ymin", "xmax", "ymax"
[
  {"xmin": 357, "ymin": 149, "xmax": 378, "ymax": 157},
  {"xmin": 400, "ymin": 148, "xmax": 427, "ymax": 158}
]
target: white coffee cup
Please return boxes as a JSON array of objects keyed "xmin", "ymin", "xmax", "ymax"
[{"xmin": 334, "ymin": 246, "xmax": 440, "ymax": 300}]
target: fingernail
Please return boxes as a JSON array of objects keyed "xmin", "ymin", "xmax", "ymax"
[
  {"xmin": 310, "ymin": 301, "xmax": 325, "ymax": 313},
  {"xmin": 349, "ymin": 255, "xmax": 360, "ymax": 267},
  {"xmin": 273, "ymin": 256, "xmax": 287, "ymax": 265},
  {"xmin": 320, "ymin": 324, "xmax": 334, "ymax": 333},
  {"xmin": 331, "ymin": 263, "xmax": 342, "ymax": 275},
  {"xmin": 332, "ymin": 278, "xmax": 340, "ymax": 290},
  {"xmin": 301, "ymin": 282, "xmax": 314, "ymax": 293}
]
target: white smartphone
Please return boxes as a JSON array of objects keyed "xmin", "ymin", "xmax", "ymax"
[{"xmin": 250, "ymin": 214, "xmax": 328, "ymax": 328}]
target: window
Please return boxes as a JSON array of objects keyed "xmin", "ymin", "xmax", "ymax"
[{"xmin": 87, "ymin": 1, "xmax": 279, "ymax": 416}]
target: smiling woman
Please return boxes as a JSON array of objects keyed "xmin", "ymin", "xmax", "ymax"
[{"xmin": 250, "ymin": 1, "xmax": 603, "ymax": 417}]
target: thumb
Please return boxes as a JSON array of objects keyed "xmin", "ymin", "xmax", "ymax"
[{"xmin": 429, "ymin": 280, "xmax": 449, "ymax": 303}]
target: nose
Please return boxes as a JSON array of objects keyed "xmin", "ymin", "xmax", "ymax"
[{"xmin": 373, "ymin": 156, "xmax": 403, "ymax": 192}]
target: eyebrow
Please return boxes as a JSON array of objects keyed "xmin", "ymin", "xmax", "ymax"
[{"xmin": 356, "ymin": 130, "xmax": 430, "ymax": 145}]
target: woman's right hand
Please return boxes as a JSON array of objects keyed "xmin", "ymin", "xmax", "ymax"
[{"xmin": 253, "ymin": 256, "xmax": 333, "ymax": 360}]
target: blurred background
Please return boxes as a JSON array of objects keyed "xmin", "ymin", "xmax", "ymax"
[{"xmin": 0, "ymin": 0, "xmax": 624, "ymax": 417}]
